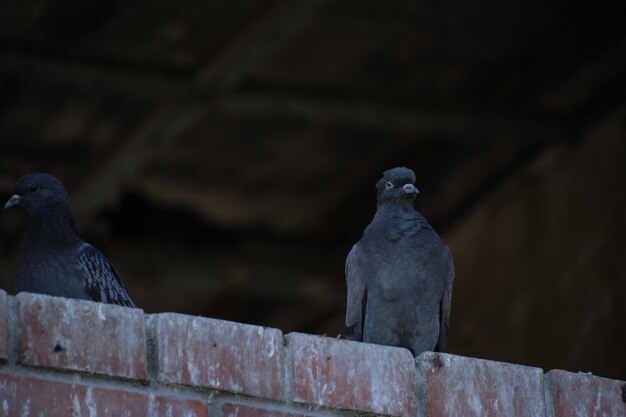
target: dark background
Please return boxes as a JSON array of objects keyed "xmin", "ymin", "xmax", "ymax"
[{"xmin": 0, "ymin": 0, "xmax": 625, "ymax": 379}]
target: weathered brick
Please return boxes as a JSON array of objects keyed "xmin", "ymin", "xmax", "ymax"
[
  {"xmin": 71, "ymin": 386, "xmax": 209, "ymax": 417},
  {"xmin": 0, "ymin": 290, "xmax": 7, "ymax": 361},
  {"xmin": 72, "ymin": 386, "xmax": 149, "ymax": 415},
  {"xmin": 545, "ymin": 369, "xmax": 626, "ymax": 417},
  {"xmin": 156, "ymin": 313, "xmax": 284, "ymax": 400},
  {"xmin": 286, "ymin": 332, "xmax": 416, "ymax": 417},
  {"xmin": 417, "ymin": 352, "xmax": 546, "ymax": 417},
  {"xmin": 0, "ymin": 371, "xmax": 209, "ymax": 417},
  {"xmin": 17, "ymin": 292, "xmax": 147, "ymax": 380},
  {"xmin": 223, "ymin": 403, "xmax": 312, "ymax": 417},
  {"xmin": 0, "ymin": 371, "xmax": 75, "ymax": 415},
  {"xmin": 150, "ymin": 395, "xmax": 209, "ymax": 417}
]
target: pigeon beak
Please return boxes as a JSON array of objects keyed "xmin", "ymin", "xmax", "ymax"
[
  {"xmin": 4, "ymin": 194, "xmax": 20, "ymax": 209},
  {"xmin": 402, "ymin": 184, "xmax": 419, "ymax": 194}
]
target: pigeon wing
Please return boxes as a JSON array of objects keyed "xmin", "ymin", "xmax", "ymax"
[
  {"xmin": 345, "ymin": 243, "xmax": 367, "ymax": 341},
  {"xmin": 435, "ymin": 245, "xmax": 454, "ymax": 351},
  {"xmin": 76, "ymin": 243, "xmax": 137, "ymax": 308}
]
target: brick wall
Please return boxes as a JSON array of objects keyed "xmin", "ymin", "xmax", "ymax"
[{"xmin": 0, "ymin": 289, "xmax": 624, "ymax": 417}]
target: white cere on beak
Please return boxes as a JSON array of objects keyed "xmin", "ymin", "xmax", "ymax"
[{"xmin": 402, "ymin": 184, "xmax": 419, "ymax": 194}]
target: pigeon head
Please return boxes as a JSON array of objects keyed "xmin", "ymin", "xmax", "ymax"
[
  {"xmin": 376, "ymin": 167, "xmax": 419, "ymax": 205},
  {"xmin": 4, "ymin": 173, "xmax": 73, "ymax": 217}
]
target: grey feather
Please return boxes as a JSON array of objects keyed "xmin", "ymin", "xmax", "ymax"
[
  {"xmin": 345, "ymin": 167, "xmax": 454, "ymax": 356},
  {"xmin": 5, "ymin": 173, "xmax": 137, "ymax": 308},
  {"xmin": 77, "ymin": 243, "xmax": 136, "ymax": 307},
  {"xmin": 345, "ymin": 244, "xmax": 366, "ymax": 341}
]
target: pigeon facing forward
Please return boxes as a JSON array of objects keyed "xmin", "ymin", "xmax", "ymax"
[
  {"xmin": 4, "ymin": 173, "xmax": 136, "ymax": 307},
  {"xmin": 345, "ymin": 167, "xmax": 454, "ymax": 356}
]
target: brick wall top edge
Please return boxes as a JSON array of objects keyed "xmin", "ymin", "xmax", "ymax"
[
  {"xmin": 155, "ymin": 311, "xmax": 282, "ymax": 334},
  {"xmin": 15, "ymin": 291, "xmax": 143, "ymax": 311},
  {"xmin": 417, "ymin": 351, "xmax": 546, "ymax": 417},
  {"xmin": 545, "ymin": 369, "xmax": 626, "ymax": 417},
  {"xmin": 16, "ymin": 292, "xmax": 148, "ymax": 381},
  {"xmin": 547, "ymin": 369, "xmax": 626, "ymax": 384},
  {"xmin": 155, "ymin": 311, "xmax": 285, "ymax": 400},
  {"xmin": 285, "ymin": 331, "xmax": 417, "ymax": 417},
  {"xmin": 8, "ymin": 291, "xmax": 626, "ymax": 417},
  {"xmin": 285, "ymin": 331, "xmax": 416, "ymax": 356},
  {"xmin": 418, "ymin": 351, "xmax": 545, "ymax": 373}
]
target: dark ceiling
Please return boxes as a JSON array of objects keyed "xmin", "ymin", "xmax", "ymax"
[{"xmin": 0, "ymin": 0, "xmax": 625, "ymax": 379}]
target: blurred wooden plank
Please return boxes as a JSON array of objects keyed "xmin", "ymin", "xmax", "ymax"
[
  {"xmin": 71, "ymin": 105, "xmax": 205, "ymax": 229},
  {"xmin": 195, "ymin": 0, "xmax": 332, "ymax": 92}
]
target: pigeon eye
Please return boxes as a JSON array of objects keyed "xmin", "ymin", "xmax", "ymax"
[
  {"xmin": 385, "ymin": 181, "xmax": 394, "ymax": 190},
  {"xmin": 29, "ymin": 185, "xmax": 38, "ymax": 192}
]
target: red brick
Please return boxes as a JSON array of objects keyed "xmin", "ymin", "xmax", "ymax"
[
  {"xmin": 156, "ymin": 313, "xmax": 284, "ymax": 400},
  {"xmin": 0, "ymin": 371, "xmax": 75, "ymax": 415},
  {"xmin": 0, "ymin": 290, "xmax": 7, "ymax": 361},
  {"xmin": 0, "ymin": 371, "xmax": 209, "ymax": 417},
  {"xmin": 71, "ymin": 386, "xmax": 209, "ymax": 417},
  {"xmin": 546, "ymin": 369, "xmax": 626, "ymax": 417},
  {"xmin": 286, "ymin": 332, "xmax": 416, "ymax": 417},
  {"xmin": 417, "ymin": 352, "xmax": 546, "ymax": 417},
  {"xmin": 72, "ymin": 386, "xmax": 149, "ymax": 415},
  {"xmin": 223, "ymin": 403, "xmax": 312, "ymax": 417},
  {"xmin": 17, "ymin": 292, "xmax": 147, "ymax": 381},
  {"xmin": 151, "ymin": 395, "xmax": 209, "ymax": 417}
]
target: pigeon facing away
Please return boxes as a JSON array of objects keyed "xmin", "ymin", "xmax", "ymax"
[
  {"xmin": 4, "ymin": 173, "xmax": 137, "ymax": 307},
  {"xmin": 345, "ymin": 167, "xmax": 454, "ymax": 356}
]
